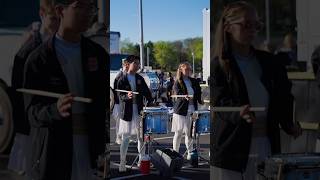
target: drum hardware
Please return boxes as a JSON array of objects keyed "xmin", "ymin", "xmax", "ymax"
[
  {"xmin": 171, "ymin": 95, "xmax": 194, "ymax": 98},
  {"xmin": 129, "ymin": 97, "xmax": 162, "ymax": 170},
  {"xmin": 212, "ymin": 106, "xmax": 266, "ymax": 112},
  {"xmin": 182, "ymin": 110, "xmax": 210, "ymax": 164},
  {"xmin": 260, "ymin": 153, "xmax": 320, "ymax": 180}
]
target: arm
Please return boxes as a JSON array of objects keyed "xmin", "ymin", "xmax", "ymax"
[
  {"xmin": 272, "ymin": 60, "xmax": 296, "ymax": 135},
  {"xmin": 116, "ymin": 77, "xmax": 131, "ymax": 102},
  {"xmin": 23, "ymin": 53, "xmax": 64, "ymax": 128},
  {"xmin": 212, "ymin": 58, "xmax": 244, "ymax": 125}
]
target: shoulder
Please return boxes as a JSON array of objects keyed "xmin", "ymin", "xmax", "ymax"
[
  {"xmin": 115, "ymin": 71, "xmax": 124, "ymax": 80},
  {"xmin": 83, "ymin": 37, "xmax": 108, "ymax": 55},
  {"xmin": 136, "ymin": 73, "xmax": 144, "ymax": 79},
  {"xmin": 24, "ymin": 38, "xmax": 52, "ymax": 69}
]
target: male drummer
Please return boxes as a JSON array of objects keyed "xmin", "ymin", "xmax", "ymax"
[
  {"xmin": 23, "ymin": 0, "xmax": 108, "ymax": 179},
  {"xmin": 116, "ymin": 55, "xmax": 152, "ymax": 172}
]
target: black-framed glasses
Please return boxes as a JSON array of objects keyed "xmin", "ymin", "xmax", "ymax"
[
  {"xmin": 60, "ymin": 1, "xmax": 99, "ymax": 15},
  {"xmin": 233, "ymin": 21, "xmax": 263, "ymax": 31}
]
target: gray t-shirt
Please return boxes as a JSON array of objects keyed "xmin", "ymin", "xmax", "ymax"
[
  {"xmin": 127, "ymin": 73, "xmax": 137, "ymax": 104},
  {"xmin": 55, "ymin": 34, "xmax": 85, "ymax": 114},
  {"xmin": 234, "ymin": 53, "xmax": 269, "ymax": 136},
  {"xmin": 183, "ymin": 77, "xmax": 194, "ymax": 96}
]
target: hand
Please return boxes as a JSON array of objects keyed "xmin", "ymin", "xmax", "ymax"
[
  {"xmin": 185, "ymin": 95, "xmax": 190, "ymax": 101},
  {"xmin": 290, "ymin": 122, "xmax": 302, "ymax": 139},
  {"xmin": 57, "ymin": 93, "xmax": 73, "ymax": 118},
  {"xmin": 127, "ymin": 91, "xmax": 133, "ymax": 99},
  {"xmin": 240, "ymin": 104, "xmax": 256, "ymax": 123}
]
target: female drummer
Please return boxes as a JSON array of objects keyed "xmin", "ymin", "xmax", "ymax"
[
  {"xmin": 171, "ymin": 62, "xmax": 203, "ymax": 160},
  {"xmin": 211, "ymin": 1, "xmax": 301, "ymax": 179},
  {"xmin": 116, "ymin": 55, "xmax": 152, "ymax": 172}
]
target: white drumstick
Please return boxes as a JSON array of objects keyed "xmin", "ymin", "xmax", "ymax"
[
  {"xmin": 115, "ymin": 89, "xmax": 139, "ymax": 95},
  {"xmin": 212, "ymin": 107, "xmax": 265, "ymax": 112},
  {"xmin": 171, "ymin": 95, "xmax": 194, "ymax": 98},
  {"xmin": 17, "ymin": 89, "xmax": 92, "ymax": 103}
]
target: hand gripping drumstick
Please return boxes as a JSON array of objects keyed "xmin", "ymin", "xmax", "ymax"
[
  {"xmin": 115, "ymin": 89, "xmax": 139, "ymax": 95},
  {"xmin": 17, "ymin": 89, "xmax": 92, "ymax": 103},
  {"xmin": 212, "ymin": 107, "xmax": 265, "ymax": 112},
  {"xmin": 171, "ymin": 95, "xmax": 194, "ymax": 98}
]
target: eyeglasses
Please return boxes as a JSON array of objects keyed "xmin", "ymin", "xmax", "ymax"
[
  {"xmin": 233, "ymin": 21, "xmax": 263, "ymax": 31},
  {"xmin": 61, "ymin": 1, "xmax": 99, "ymax": 15}
]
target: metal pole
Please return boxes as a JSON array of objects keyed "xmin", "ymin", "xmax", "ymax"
[
  {"xmin": 97, "ymin": 0, "xmax": 107, "ymax": 24},
  {"xmin": 139, "ymin": 0, "xmax": 144, "ymax": 70},
  {"xmin": 265, "ymin": 0, "xmax": 270, "ymax": 43},
  {"xmin": 147, "ymin": 47, "xmax": 150, "ymax": 67},
  {"xmin": 192, "ymin": 52, "xmax": 195, "ymax": 75}
]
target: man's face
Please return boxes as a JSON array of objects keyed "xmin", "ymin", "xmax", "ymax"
[
  {"xmin": 128, "ymin": 60, "xmax": 140, "ymax": 73},
  {"xmin": 60, "ymin": 0, "xmax": 97, "ymax": 33}
]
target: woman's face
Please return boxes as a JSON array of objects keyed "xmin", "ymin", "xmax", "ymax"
[
  {"xmin": 181, "ymin": 64, "xmax": 192, "ymax": 77},
  {"xmin": 226, "ymin": 10, "xmax": 260, "ymax": 46}
]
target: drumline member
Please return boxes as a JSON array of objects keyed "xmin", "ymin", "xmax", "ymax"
[
  {"xmin": 116, "ymin": 55, "xmax": 152, "ymax": 172},
  {"xmin": 172, "ymin": 62, "xmax": 203, "ymax": 159},
  {"xmin": 8, "ymin": 0, "xmax": 59, "ymax": 175},
  {"xmin": 112, "ymin": 58, "xmax": 129, "ymax": 145},
  {"xmin": 23, "ymin": 0, "xmax": 108, "ymax": 179},
  {"xmin": 211, "ymin": 2, "xmax": 301, "ymax": 179}
]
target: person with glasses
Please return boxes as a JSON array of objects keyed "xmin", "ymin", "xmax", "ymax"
[
  {"xmin": 211, "ymin": 1, "xmax": 301, "ymax": 180},
  {"xmin": 116, "ymin": 55, "xmax": 152, "ymax": 173},
  {"xmin": 23, "ymin": 0, "xmax": 108, "ymax": 179}
]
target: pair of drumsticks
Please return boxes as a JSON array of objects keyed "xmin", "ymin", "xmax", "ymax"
[{"xmin": 17, "ymin": 88, "xmax": 266, "ymax": 112}]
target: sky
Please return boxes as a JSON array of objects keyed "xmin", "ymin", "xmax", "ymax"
[{"xmin": 110, "ymin": 0, "xmax": 210, "ymax": 44}]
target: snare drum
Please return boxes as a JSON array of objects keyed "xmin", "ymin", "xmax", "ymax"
[
  {"xmin": 143, "ymin": 107, "xmax": 169, "ymax": 134},
  {"xmin": 263, "ymin": 153, "xmax": 320, "ymax": 180},
  {"xmin": 193, "ymin": 110, "xmax": 210, "ymax": 134}
]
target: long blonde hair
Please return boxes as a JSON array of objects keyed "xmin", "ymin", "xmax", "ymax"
[
  {"xmin": 175, "ymin": 62, "xmax": 192, "ymax": 93},
  {"xmin": 213, "ymin": 1, "xmax": 256, "ymax": 75},
  {"xmin": 176, "ymin": 62, "xmax": 192, "ymax": 81}
]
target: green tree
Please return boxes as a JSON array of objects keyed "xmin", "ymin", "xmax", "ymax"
[
  {"xmin": 154, "ymin": 41, "xmax": 178, "ymax": 71},
  {"xmin": 120, "ymin": 38, "xmax": 140, "ymax": 55},
  {"xmin": 183, "ymin": 37, "xmax": 203, "ymax": 72}
]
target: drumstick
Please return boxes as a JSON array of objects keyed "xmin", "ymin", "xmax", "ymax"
[
  {"xmin": 115, "ymin": 89, "xmax": 139, "ymax": 95},
  {"xmin": 203, "ymin": 100, "xmax": 210, "ymax": 103},
  {"xmin": 17, "ymin": 89, "xmax": 92, "ymax": 103},
  {"xmin": 212, "ymin": 107, "xmax": 266, "ymax": 112},
  {"xmin": 171, "ymin": 95, "xmax": 194, "ymax": 98}
]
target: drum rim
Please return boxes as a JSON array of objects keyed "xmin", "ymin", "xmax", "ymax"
[{"xmin": 0, "ymin": 87, "xmax": 13, "ymax": 153}]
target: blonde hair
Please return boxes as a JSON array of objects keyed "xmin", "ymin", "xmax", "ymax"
[
  {"xmin": 40, "ymin": 0, "xmax": 56, "ymax": 15},
  {"xmin": 283, "ymin": 33, "xmax": 296, "ymax": 49},
  {"xmin": 175, "ymin": 62, "xmax": 192, "ymax": 93},
  {"xmin": 213, "ymin": 1, "xmax": 256, "ymax": 74}
]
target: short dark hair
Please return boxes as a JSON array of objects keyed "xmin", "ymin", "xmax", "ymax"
[{"xmin": 125, "ymin": 55, "xmax": 140, "ymax": 63}]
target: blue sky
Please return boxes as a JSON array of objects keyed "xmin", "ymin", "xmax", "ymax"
[{"xmin": 110, "ymin": 0, "xmax": 210, "ymax": 44}]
